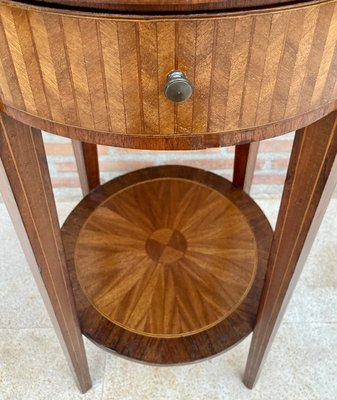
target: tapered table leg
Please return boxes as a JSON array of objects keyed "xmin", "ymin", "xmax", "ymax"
[
  {"xmin": 72, "ymin": 140, "xmax": 100, "ymax": 196},
  {"xmin": 243, "ymin": 111, "xmax": 337, "ymax": 388},
  {"xmin": 0, "ymin": 114, "xmax": 92, "ymax": 392},
  {"xmin": 233, "ymin": 142, "xmax": 259, "ymax": 194}
]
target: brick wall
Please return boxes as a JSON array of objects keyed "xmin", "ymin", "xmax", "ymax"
[{"xmin": 43, "ymin": 131, "xmax": 296, "ymax": 201}]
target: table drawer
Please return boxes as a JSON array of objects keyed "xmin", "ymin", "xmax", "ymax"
[{"xmin": 1, "ymin": 0, "xmax": 337, "ymax": 139}]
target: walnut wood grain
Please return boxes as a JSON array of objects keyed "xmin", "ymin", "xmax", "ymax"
[
  {"xmin": 243, "ymin": 111, "xmax": 337, "ymax": 388},
  {"xmin": 62, "ymin": 165, "xmax": 273, "ymax": 363},
  {"xmin": 0, "ymin": 113, "xmax": 92, "ymax": 393},
  {"xmin": 1, "ymin": 0, "xmax": 337, "ymax": 148},
  {"xmin": 75, "ymin": 178, "xmax": 258, "ymax": 338},
  {"xmin": 233, "ymin": 142, "xmax": 259, "ymax": 193},
  {"xmin": 72, "ymin": 140, "xmax": 100, "ymax": 196},
  {"xmin": 3, "ymin": 101, "xmax": 337, "ymax": 150}
]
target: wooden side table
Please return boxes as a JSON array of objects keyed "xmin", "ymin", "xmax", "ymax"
[{"xmin": 1, "ymin": 0, "xmax": 337, "ymax": 393}]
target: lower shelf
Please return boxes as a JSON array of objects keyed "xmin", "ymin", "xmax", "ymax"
[{"xmin": 62, "ymin": 165, "xmax": 273, "ymax": 364}]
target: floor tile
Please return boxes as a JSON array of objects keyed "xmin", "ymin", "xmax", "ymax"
[
  {"xmin": 0, "ymin": 199, "xmax": 336, "ymax": 399},
  {"xmin": 255, "ymin": 323, "xmax": 337, "ymax": 400},
  {"xmin": 0, "ymin": 330, "xmax": 105, "ymax": 400},
  {"xmin": 102, "ymin": 323, "xmax": 337, "ymax": 400},
  {"xmin": 0, "ymin": 206, "xmax": 50, "ymax": 329}
]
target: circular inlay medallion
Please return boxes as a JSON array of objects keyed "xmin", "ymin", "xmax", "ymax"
[
  {"xmin": 145, "ymin": 228, "xmax": 187, "ymax": 263},
  {"xmin": 74, "ymin": 176, "xmax": 258, "ymax": 338}
]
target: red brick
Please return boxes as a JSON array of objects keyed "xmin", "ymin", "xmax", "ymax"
[
  {"xmin": 57, "ymin": 159, "xmax": 155, "ymax": 173},
  {"xmin": 56, "ymin": 158, "xmax": 266, "ymax": 173},
  {"xmin": 101, "ymin": 160, "xmax": 155, "ymax": 171},
  {"xmin": 172, "ymin": 158, "xmax": 233, "ymax": 170},
  {"xmin": 179, "ymin": 158, "xmax": 265, "ymax": 170},
  {"xmin": 45, "ymin": 143, "xmax": 73, "ymax": 155},
  {"xmin": 254, "ymin": 160, "xmax": 265, "ymax": 170},
  {"xmin": 259, "ymin": 140, "xmax": 293, "ymax": 152},
  {"xmin": 272, "ymin": 159, "xmax": 290, "ymax": 169},
  {"xmin": 195, "ymin": 147, "xmax": 233, "ymax": 154},
  {"xmin": 51, "ymin": 172, "xmax": 287, "ymax": 188},
  {"xmin": 51, "ymin": 177, "xmax": 80, "ymax": 188},
  {"xmin": 224, "ymin": 141, "xmax": 293, "ymax": 153},
  {"xmin": 253, "ymin": 175, "xmax": 286, "ymax": 185},
  {"xmin": 97, "ymin": 145, "xmax": 109, "ymax": 155},
  {"xmin": 56, "ymin": 162, "xmax": 77, "ymax": 172},
  {"xmin": 45, "ymin": 143, "xmax": 109, "ymax": 156}
]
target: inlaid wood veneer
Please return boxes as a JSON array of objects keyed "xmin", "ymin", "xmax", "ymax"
[
  {"xmin": 1, "ymin": 0, "xmax": 337, "ymax": 149},
  {"xmin": 76, "ymin": 178, "xmax": 257, "ymax": 338},
  {"xmin": 62, "ymin": 165, "xmax": 273, "ymax": 364}
]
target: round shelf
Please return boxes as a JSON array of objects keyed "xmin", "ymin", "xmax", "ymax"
[{"xmin": 62, "ymin": 165, "xmax": 273, "ymax": 364}]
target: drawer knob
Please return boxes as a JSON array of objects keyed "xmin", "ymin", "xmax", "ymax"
[{"xmin": 164, "ymin": 70, "xmax": 193, "ymax": 103}]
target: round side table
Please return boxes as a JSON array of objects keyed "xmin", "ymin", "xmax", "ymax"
[{"xmin": 0, "ymin": 0, "xmax": 337, "ymax": 393}]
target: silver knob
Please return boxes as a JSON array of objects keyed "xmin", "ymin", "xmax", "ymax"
[{"xmin": 164, "ymin": 70, "xmax": 193, "ymax": 103}]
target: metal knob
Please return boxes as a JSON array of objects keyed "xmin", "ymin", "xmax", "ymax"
[{"xmin": 164, "ymin": 70, "xmax": 193, "ymax": 103}]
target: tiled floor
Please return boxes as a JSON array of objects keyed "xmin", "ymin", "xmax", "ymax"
[{"xmin": 0, "ymin": 198, "xmax": 336, "ymax": 400}]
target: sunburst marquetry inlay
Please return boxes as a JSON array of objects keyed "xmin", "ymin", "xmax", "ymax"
[
  {"xmin": 74, "ymin": 177, "xmax": 258, "ymax": 338},
  {"xmin": 146, "ymin": 228, "xmax": 187, "ymax": 263}
]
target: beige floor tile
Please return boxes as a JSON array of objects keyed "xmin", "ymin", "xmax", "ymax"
[
  {"xmin": 0, "ymin": 206, "xmax": 50, "ymax": 329},
  {"xmin": 102, "ymin": 322, "xmax": 337, "ymax": 400},
  {"xmin": 0, "ymin": 198, "xmax": 336, "ymax": 399},
  {"xmin": 0, "ymin": 201, "xmax": 83, "ymax": 329},
  {"xmin": 283, "ymin": 287, "xmax": 337, "ymax": 323},
  {"xmin": 255, "ymin": 322, "xmax": 337, "ymax": 400},
  {"xmin": 101, "ymin": 338, "xmax": 259, "ymax": 400},
  {"xmin": 0, "ymin": 330, "xmax": 105, "ymax": 400}
]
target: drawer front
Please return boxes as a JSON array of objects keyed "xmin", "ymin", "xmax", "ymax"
[
  {"xmin": 22, "ymin": 0, "xmax": 308, "ymax": 13},
  {"xmin": 1, "ymin": 1, "xmax": 337, "ymax": 137}
]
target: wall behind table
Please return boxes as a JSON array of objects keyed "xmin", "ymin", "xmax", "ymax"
[{"xmin": 40, "ymin": 131, "xmax": 298, "ymax": 202}]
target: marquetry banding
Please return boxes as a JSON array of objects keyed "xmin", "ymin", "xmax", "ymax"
[{"xmin": 1, "ymin": 0, "xmax": 337, "ymax": 145}]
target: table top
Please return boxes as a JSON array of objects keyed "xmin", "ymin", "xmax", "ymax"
[{"xmin": 30, "ymin": 0, "xmax": 322, "ymax": 12}]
